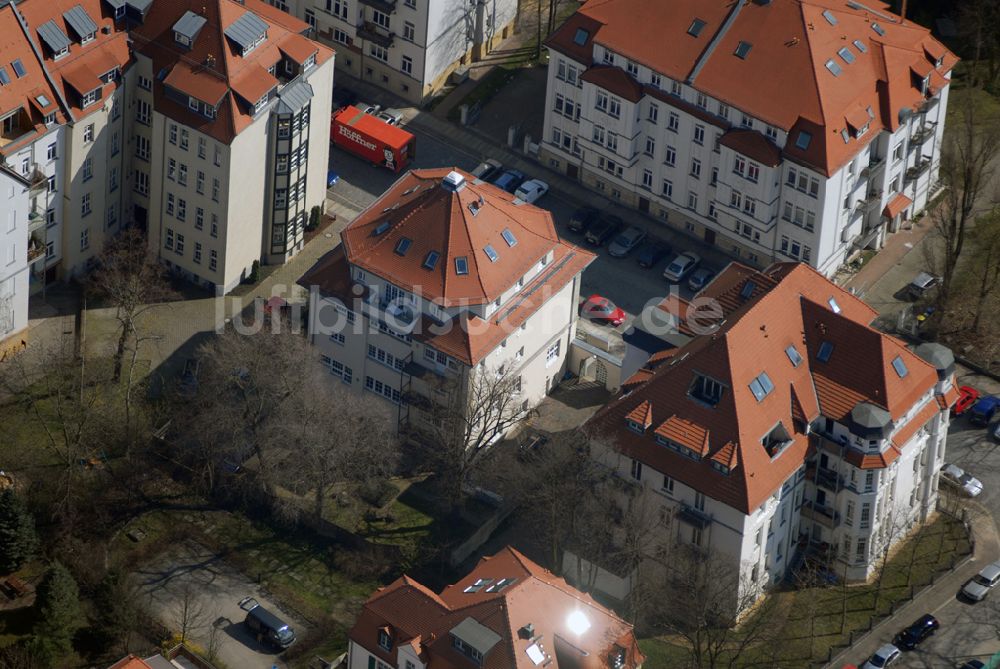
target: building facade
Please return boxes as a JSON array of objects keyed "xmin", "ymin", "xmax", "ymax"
[
  {"xmin": 0, "ymin": 165, "xmax": 31, "ymax": 351},
  {"xmin": 542, "ymin": 0, "xmax": 956, "ymax": 276},
  {"xmin": 278, "ymin": 0, "xmax": 516, "ymax": 103},
  {"xmin": 300, "ymin": 167, "xmax": 594, "ymax": 436},
  {"xmin": 348, "ymin": 546, "xmax": 644, "ymax": 669},
  {"xmin": 586, "ymin": 262, "xmax": 956, "ymax": 611}
]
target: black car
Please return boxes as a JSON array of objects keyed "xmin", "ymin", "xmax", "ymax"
[
  {"xmin": 471, "ymin": 159, "xmax": 502, "ymax": 181},
  {"xmin": 892, "ymin": 614, "xmax": 938, "ymax": 650},
  {"xmin": 637, "ymin": 241, "xmax": 671, "ymax": 268},
  {"xmin": 568, "ymin": 206, "xmax": 600, "ymax": 234},
  {"xmin": 585, "ymin": 214, "xmax": 624, "ymax": 246},
  {"xmin": 958, "ymin": 661, "xmax": 985, "ymax": 669}
]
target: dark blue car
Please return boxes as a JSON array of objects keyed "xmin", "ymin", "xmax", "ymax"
[{"xmin": 970, "ymin": 396, "xmax": 1000, "ymax": 427}]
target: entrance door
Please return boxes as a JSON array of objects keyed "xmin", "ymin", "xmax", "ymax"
[
  {"xmin": 595, "ymin": 360, "xmax": 608, "ymax": 385},
  {"xmin": 567, "ymin": 164, "xmax": 579, "ymax": 180},
  {"xmin": 638, "ymin": 197, "xmax": 650, "ymax": 213},
  {"xmin": 704, "ymin": 228, "xmax": 716, "ymax": 245},
  {"xmin": 133, "ymin": 205, "xmax": 148, "ymax": 232}
]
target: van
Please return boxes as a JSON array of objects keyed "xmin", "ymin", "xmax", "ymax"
[{"xmin": 238, "ymin": 597, "xmax": 295, "ymax": 649}]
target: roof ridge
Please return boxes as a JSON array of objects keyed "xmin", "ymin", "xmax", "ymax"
[{"xmin": 796, "ymin": 0, "xmax": 829, "ymax": 128}]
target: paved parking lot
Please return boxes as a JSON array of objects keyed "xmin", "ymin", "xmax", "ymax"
[{"xmin": 138, "ymin": 541, "xmax": 306, "ymax": 669}]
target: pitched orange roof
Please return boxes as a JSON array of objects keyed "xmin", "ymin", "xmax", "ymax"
[
  {"xmin": 107, "ymin": 656, "xmax": 154, "ymax": 669},
  {"xmin": 580, "ymin": 64, "xmax": 643, "ymax": 102},
  {"xmin": 719, "ymin": 129, "xmax": 781, "ymax": 167},
  {"xmin": 625, "ymin": 400, "xmax": 653, "ymax": 429},
  {"xmin": 883, "ymin": 192, "xmax": 913, "ymax": 219}
]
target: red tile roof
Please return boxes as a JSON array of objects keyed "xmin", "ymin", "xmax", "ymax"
[
  {"xmin": 580, "ymin": 65, "xmax": 643, "ymax": 103},
  {"xmin": 719, "ymin": 129, "xmax": 782, "ymax": 167},
  {"xmin": 129, "ymin": 0, "xmax": 333, "ymax": 144},
  {"xmin": 588, "ymin": 262, "xmax": 943, "ymax": 513},
  {"xmin": 107, "ymin": 656, "xmax": 154, "ymax": 669},
  {"xmin": 546, "ymin": 0, "xmax": 956, "ymax": 176},
  {"xmin": 882, "ymin": 192, "xmax": 913, "ymax": 219},
  {"xmin": 349, "ymin": 547, "xmax": 644, "ymax": 669}
]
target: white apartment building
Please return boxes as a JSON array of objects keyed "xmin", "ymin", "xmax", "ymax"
[
  {"xmin": 278, "ymin": 0, "xmax": 516, "ymax": 103},
  {"xmin": 586, "ymin": 262, "xmax": 956, "ymax": 612},
  {"xmin": 301, "ymin": 167, "xmax": 594, "ymax": 435},
  {"xmin": 129, "ymin": 0, "xmax": 335, "ymax": 293},
  {"xmin": 542, "ymin": 0, "xmax": 956, "ymax": 276},
  {"xmin": 0, "ymin": 164, "xmax": 31, "ymax": 352}
]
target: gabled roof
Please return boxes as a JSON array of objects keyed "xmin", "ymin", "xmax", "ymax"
[
  {"xmin": 546, "ymin": 0, "xmax": 956, "ymax": 176},
  {"xmin": 348, "ymin": 547, "xmax": 644, "ymax": 669},
  {"xmin": 588, "ymin": 262, "xmax": 944, "ymax": 513}
]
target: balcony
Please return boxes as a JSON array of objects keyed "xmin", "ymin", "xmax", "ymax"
[
  {"xmin": 27, "ymin": 167, "xmax": 48, "ymax": 198},
  {"xmin": 860, "ymin": 155, "xmax": 884, "ymax": 178},
  {"xmin": 358, "ymin": 0, "xmax": 396, "ymax": 13},
  {"xmin": 0, "ymin": 109, "xmax": 33, "ymax": 149},
  {"xmin": 27, "ymin": 208, "xmax": 45, "ymax": 232},
  {"xmin": 910, "ymin": 125, "xmax": 936, "ymax": 147},
  {"xmin": 905, "ymin": 159, "xmax": 933, "ymax": 183},
  {"xmin": 356, "ymin": 21, "xmax": 394, "ymax": 47},
  {"xmin": 678, "ymin": 504, "xmax": 712, "ymax": 529},
  {"xmin": 27, "ymin": 232, "xmax": 45, "ymax": 263},
  {"xmin": 815, "ymin": 466, "xmax": 842, "ymax": 493},
  {"xmin": 801, "ymin": 501, "xmax": 840, "ymax": 529}
]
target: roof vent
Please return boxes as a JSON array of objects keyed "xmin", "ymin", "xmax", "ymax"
[
  {"xmin": 442, "ymin": 170, "xmax": 467, "ymax": 192},
  {"xmin": 519, "ymin": 623, "xmax": 535, "ymax": 640}
]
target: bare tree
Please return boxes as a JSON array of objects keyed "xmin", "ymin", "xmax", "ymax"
[
  {"xmin": 414, "ymin": 365, "xmax": 529, "ymax": 513},
  {"xmin": 88, "ymin": 228, "xmax": 176, "ymax": 383},
  {"xmin": 870, "ymin": 508, "xmax": 910, "ymax": 615},
  {"xmin": 959, "ymin": 0, "xmax": 1000, "ymax": 90},
  {"xmin": 173, "ymin": 584, "xmax": 208, "ymax": 646},
  {"xmin": 930, "ymin": 91, "xmax": 1000, "ymax": 312},
  {"xmin": 963, "ymin": 208, "xmax": 1000, "ymax": 332}
]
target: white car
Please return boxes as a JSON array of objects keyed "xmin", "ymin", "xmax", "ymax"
[
  {"xmin": 662, "ymin": 252, "xmax": 701, "ymax": 282},
  {"xmin": 860, "ymin": 644, "xmax": 900, "ymax": 669},
  {"xmin": 961, "ymin": 561, "xmax": 1000, "ymax": 602},
  {"xmin": 513, "ymin": 179, "xmax": 549, "ymax": 204},
  {"xmin": 377, "ymin": 108, "xmax": 405, "ymax": 125},
  {"xmin": 940, "ymin": 463, "xmax": 984, "ymax": 497}
]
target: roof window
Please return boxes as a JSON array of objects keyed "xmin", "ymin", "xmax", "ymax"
[
  {"xmin": 422, "ymin": 251, "xmax": 440, "ymax": 270},
  {"xmin": 828, "ymin": 297, "xmax": 841, "ymax": 313},
  {"xmin": 690, "ymin": 374, "xmax": 724, "ymax": 406},
  {"xmin": 394, "ymin": 237, "xmax": 411, "ymax": 255},
  {"xmin": 841, "ymin": 128, "xmax": 850, "ymax": 143},
  {"xmin": 822, "ymin": 9, "xmax": 837, "ymax": 25},
  {"xmin": 795, "ymin": 130, "xmax": 812, "ymax": 150},
  {"xmin": 817, "ymin": 341, "xmax": 834, "ymax": 363},
  {"xmin": 455, "ymin": 256, "xmax": 469, "ymax": 275},
  {"xmin": 11, "ymin": 60, "xmax": 26, "ymax": 78},
  {"xmin": 463, "ymin": 578, "xmax": 493, "ymax": 593},
  {"xmin": 891, "ymin": 355, "xmax": 908, "ymax": 378},
  {"xmin": 687, "ymin": 18, "xmax": 707, "ymax": 37},
  {"xmin": 734, "ymin": 41, "xmax": 752, "ymax": 59},
  {"xmin": 573, "ymin": 27, "xmax": 589, "ymax": 46},
  {"xmin": 0, "ymin": 67, "xmax": 9, "ymax": 86},
  {"xmin": 785, "ymin": 344, "xmax": 802, "ymax": 367},
  {"xmin": 762, "ymin": 422, "xmax": 793, "ymax": 457},
  {"xmin": 748, "ymin": 372, "xmax": 775, "ymax": 402},
  {"xmin": 838, "ymin": 47, "xmax": 855, "ymax": 64},
  {"xmin": 501, "ymin": 228, "xmax": 517, "ymax": 247},
  {"xmin": 825, "ymin": 59, "xmax": 842, "ymax": 77},
  {"xmin": 872, "ymin": 22, "xmax": 885, "ymax": 36},
  {"xmin": 484, "ymin": 244, "xmax": 498, "ymax": 262},
  {"xmin": 372, "ymin": 221, "xmax": 390, "ymax": 236},
  {"xmin": 853, "ymin": 39, "xmax": 867, "ymax": 53}
]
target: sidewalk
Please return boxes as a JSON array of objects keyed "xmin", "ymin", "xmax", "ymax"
[
  {"xmin": 844, "ymin": 216, "xmax": 936, "ymax": 294},
  {"xmin": 825, "ymin": 505, "xmax": 1000, "ymax": 668}
]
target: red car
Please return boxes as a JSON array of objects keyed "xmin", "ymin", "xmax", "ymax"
[
  {"xmin": 953, "ymin": 386, "xmax": 981, "ymax": 417},
  {"xmin": 580, "ymin": 294, "xmax": 626, "ymax": 326}
]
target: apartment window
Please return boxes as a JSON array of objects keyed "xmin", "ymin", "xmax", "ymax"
[
  {"xmin": 209, "ymin": 250, "xmax": 217, "ymax": 271},
  {"xmin": 741, "ymin": 114, "xmax": 753, "ymax": 128},
  {"xmin": 135, "ymin": 135, "xmax": 150, "ymax": 160},
  {"xmin": 196, "ymin": 170, "xmax": 205, "ymax": 194},
  {"xmin": 644, "ymin": 136, "xmax": 655, "ymax": 156},
  {"xmin": 106, "ymin": 203, "xmax": 117, "ymax": 228},
  {"xmin": 83, "ymin": 158, "xmax": 93, "ymax": 182},
  {"xmin": 650, "ymin": 73, "xmax": 661, "ymax": 88},
  {"xmin": 212, "ymin": 178, "xmax": 220, "ymax": 202},
  {"xmin": 606, "ymin": 132, "xmax": 618, "ymax": 152},
  {"xmin": 197, "ymin": 137, "xmax": 206, "ymax": 159},
  {"xmin": 892, "ymin": 143, "xmax": 903, "ymax": 162},
  {"xmin": 711, "ymin": 166, "xmax": 718, "ymax": 185},
  {"xmin": 690, "ymin": 158, "xmax": 701, "ymax": 179},
  {"xmin": 694, "ymin": 491, "xmax": 705, "ymax": 511},
  {"xmin": 81, "ymin": 193, "xmax": 91, "ymax": 217},
  {"xmin": 856, "ymin": 537, "xmax": 867, "ymax": 561},
  {"xmin": 546, "ymin": 340, "xmax": 560, "ymax": 366},
  {"xmin": 109, "ymin": 167, "xmax": 118, "ymax": 191},
  {"xmin": 661, "ymin": 179, "xmax": 673, "ymax": 200},
  {"xmin": 662, "ymin": 475, "xmax": 674, "ymax": 494},
  {"xmin": 79, "ymin": 228, "xmax": 89, "ymax": 251},
  {"xmin": 177, "ymin": 198, "xmax": 186, "ymax": 222},
  {"xmin": 168, "ymin": 158, "xmax": 176, "ymax": 181},
  {"xmin": 630, "ymin": 459, "xmax": 642, "ymax": 481},
  {"xmin": 195, "ymin": 207, "xmax": 204, "ymax": 230},
  {"xmin": 333, "ymin": 28, "xmax": 349, "ymax": 44},
  {"xmin": 401, "ymin": 55, "xmax": 412, "ymax": 75},
  {"xmin": 166, "ymin": 193, "xmax": 175, "ymax": 216},
  {"xmin": 83, "ymin": 124, "xmax": 94, "ymax": 142},
  {"xmin": 860, "ymin": 502, "xmax": 871, "ymax": 528},
  {"xmin": 718, "ymin": 103, "xmax": 729, "ymax": 119},
  {"xmin": 696, "ymin": 92, "xmax": 708, "ymax": 109},
  {"xmin": 372, "ymin": 8, "xmax": 390, "ymax": 27},
  {"xmin": 687, "ymin": 191, "xmax": 698, "ymax": 210},
  {"xmin": 111, "ymin": 131, "xmax": 120, "ymax": 156},
  {"xmin": 210, "ymin": 214, "xmax": 218, "ymax": 237},
  {"xmin": 176, "ymin": 233, "xmax": 185, "ymax": 255},
  {"xmin": 169, "ymin": 124, "xmax": 178, "ymax": 145},
  {"xmin": 47, "ymin": 175, "xmax": 56, "ymax": 192},
  {"xmin": 865, "ymin": 471, "xmax": 875, "ymax": 491},
  {"xmin": 165, "ymin": 228, "xmax": 174, "ymax": 250},
  {"xmin": 193, "ymin": 242, "xmax": 202, "ymax": 264},
  {"xmin": 642, "ymin": 169, "xmax": 653, "ymax": 189},
  {"xmin": 138, "ymin": 75, "xmax": 152, "ymax": 90},
  {"xmin": 403, "ymin": 20, "xmax": 415, "ymax": 41},
  {"xmin": 665, "ymin": 145, "xmax": 676, "ymax": 167},
  {"xmin": 671, "ymin": 80, "xmax": 682, "ymax": 96},
  {"xmin": 743, "ymin": 197, "xmax": 757, "ymax": 217},
  {"xmin": 765, "ymin": 126, "xmax": 778, "ymax": 141},
  {"xmin": 47, "ymin": 142, "xmax": 57, "ymax": 160},
  {"xmin": 595, "ymin": 91, "xmax": 608, "ymax": 113},
  {"xmin": 667, "ymin": 112, "xmax": 679, "ymax": 132},
  {"xmin": 845, "ymin": 501, "xmax": 854, "ymax": 525},
  {"xmin": 134, "ymin": 170, "xmax": 149, "ymax": 196},
  {"xmin": 647, "ymin": 103, "xmax": 658, "ymax": 123},
  {"xmin": 369, "ymin": 44, "xmax": 388, "ymax": 62},
  {"xmin": 755, "ymin": 528, "xmax": 762, "ymax": 546},
  {"xmin": 708, "ymin": 203, "xmax": 717, "ymax": 220},
  {"xmin": 213, "ymin": 146, "xmax": 222, "ymax": 167},
  {"xmin": 178, "ymin": 164, "xmax": 188, "ymax": 186},
  {"xmin": 747, "ymin": 163, "xmax": 760, "ymax": 182},
  {"xmin": 693, "ymin": 124, "xmax": 705, "ymax": 145}
]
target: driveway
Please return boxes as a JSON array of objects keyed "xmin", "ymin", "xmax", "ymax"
[{"xmin": 137, "ymin": 541, "xmax": 307, "ymax": 669}]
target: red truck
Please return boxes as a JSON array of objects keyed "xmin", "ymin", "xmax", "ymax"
[{"xmin": 330, "ymin": 105, "xmax": 416, "ymax": 172}]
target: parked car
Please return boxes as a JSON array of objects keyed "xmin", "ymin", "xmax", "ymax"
[
  {"xmin": 326, "ymin": 169, "xmax": 340, "ymax": 187},
  {"xmin": 357, "ymin": 101, "xmax": 381, "ymax": 115},
  {"xmin": 993, "ymin": 421, "xmax": 1000, "ymax": 441},
  {"xmin": 663, "ymin": 252, "xmax": 701, "ymax": 282},
  {"xmin": 940, "ymin": 463, "xmax": 984, "ymax": 497},
  {"xmin": 492, "ymin": 169, "xmax": 526, "ymax": 193},
  {"xmin": 892, "ymin": 614, "xmax": 939, "ymax": 650},
  {"xmin": 568, "ymin": 206, "xmax": 600, "ymax": 234},
  {"xmin": 687, "ymin": 267, "xmax": 716, "ymax": 292},
  {"xmin": 961, "ymin": 561, "xmax": 1000, "ymax": 602},
  {"xmin": 636, "ymin": 240, "xmax": 670, "ymax": 268},
  {"xmin": 238, "ymin": 597, "xmax": 296, "ymax": 649},
  {"xmin": 513, "ymin": 179, "xmax": 550, "ymax": 204},
  {"xmin": 378, "ymin": 108, "xmax": 405, "ymax": 125},
  {"xmin": 585, "ymin": 214, "xmax": 624, "ymax": 246},
  {"xmin": 331, "ymin": 87, "xmax": 358, "ymax": 110},
  {"xmin": 860, "ymin": 644, "xmax": 901, "ymax": 669},
  {"xmin": 953, "ymin": 386, "xmax": 981, "ymax": 417},
  {"xmin": 471, "ymin": 159, "xmax": 502, "ymax": 181},
  {"xmin": 958, "ymin": 661, "xmax": 986, "ymax": 669},
  {"xmin": 906, "ymin": 271, "xmax": 939, "ymax": 300},
  {"xmin": 579, "ymin": 294, "xmax": 626, "ymax": 326},
  {"xmin": 969, "ymin": 395, "xmax": 1000, "ymax": 426},
  {"xmin": 608, "ymin": 226, "xmax": 647, "ymax": 257}
]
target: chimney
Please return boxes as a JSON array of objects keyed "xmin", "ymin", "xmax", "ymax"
[
  {"xmin": 442, "ymin": 170, "xmax": 467, "ymax": 193},
  {"xmin": 519, "ymin": 623, "xmax": 535, "ymax": 640}
]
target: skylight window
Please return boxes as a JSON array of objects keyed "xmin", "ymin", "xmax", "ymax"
[
  {"xmin": 0, "ymin": 67, "xmax": 9, "ymax": 86},
  {"xmin": 785, "ymin": 345, "xmax": 802, "ymax": 367},
  {"xmin": 394, "ymin": 237, "xmax": 412, "ymax": 255},
  {"xmin": 688, "ymin": 18, "xmax": 706, "ymax": 37},
  {"xmin": 11, "ymin": 59, "xmax": 26, "ymax": 78},
  {"xmin": 838, "ymin": 47, "xmax": 855, "ymax": 64},
  {"xmin": 372, "ymin": 221, "xmax": 390, "ymax": 236},
  {"xmin": 871, "ymin": 22, "xmax": 885, "ymax": 36},
  {"xmin": 822, "ymin": 9, "xmax": 837, "ymax": 25},
  {"xmin": 825, "ymin": 59, "xmax": 842, "ymax": 77},
  {"xmin": 484, "ymin": 245, "xmax": 498, "ymax": 262},
  {"xmin": 853, "ymin": 39, "xmax": 867, "ymax": 53},
  {"xmin": 734, "ymin": 41, "xmax": 752, "ymax": 59},
  {"xmin": 891, "ymin": 355, "xmax": 908, "ymax": 378},
  {"xmin": 817, "ymin": 341, "xmax": 834, "ymax": 363},
  {"xmin": 422, "ymin": 251, "xmax": 440, "ymax": 270},
  {"xmin": 828, "ymin": 297, "xmax": 841, "ymax": 313},
  {"xmin": 748, "ymin": 372, "xmax": 775, "ymax": 402},
  {"xmin": 455, "ymin": 256, "xmax": 469, "ymax": 275},
  {"xmin": 573, "ymin": 28, "xmax": 589, "ymax": 46},
  {"xmin": 501, "ymin": 228, "xmax": 517, "ymax": 247},
  {"xmin": 795, "ymin": 131, "xmax": 812, "ymax": 150}
]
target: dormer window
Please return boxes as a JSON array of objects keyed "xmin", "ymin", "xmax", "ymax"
[
  {"xmin": 54, "ymin": 46, "xmax": 69, "ymax": 59},
  {"xmin": 711, "ymin": 461, "xmax": 729, "ymax": 474},
  {"xmin": 100, "ymin": 68, "xmax": 120, "ymax": 84},
  {"xmin": 626, "ymin": 419, "xmax": 644, "ymax": 434},
  {"xmin": 81, "ymin": 88, "xmax": 100, "ymax": 107},
  {"xmin": 762, "ymin": 422, "xmax": 792, "ymax": 457},
  {"xmin": 303, "ymin": 53, "xmax": 316, "ymax": 70},
  {"xmin": 175, "ymin": 32, "xmax": 192, "ymax": 47},
  {"xmin": 189, "ymin": 97, "xmax": 200, "ymax": 112},
  {"xmin": 254, "ymin": 93, "xmax": 270, "ymax": 113},
  {"xmin": 377, "ymin": 629, "xmax": 392, "ymax": 651},
  {"xmin": 690, "ymin": 374, "xmax": 724, "ymax": 406}
]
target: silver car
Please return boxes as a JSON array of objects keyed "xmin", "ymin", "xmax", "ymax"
[
  {"xmin": 962, "ymin": 561, "xmax": 1000, "ymax": 602},
  {"xmin": 608, "ymin": 226, "xmax": 647, "ymax": 257},
  {"xmin": 940, "ymin": 463, "xmax": 984, "ymax": 497},
  {"xmin": 663, "ymin": 252, "xmax": 701, "ymax": 282},
  {"xmin": 861, "ymin": 644, "xmax": 900, "ymax": 669}
]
